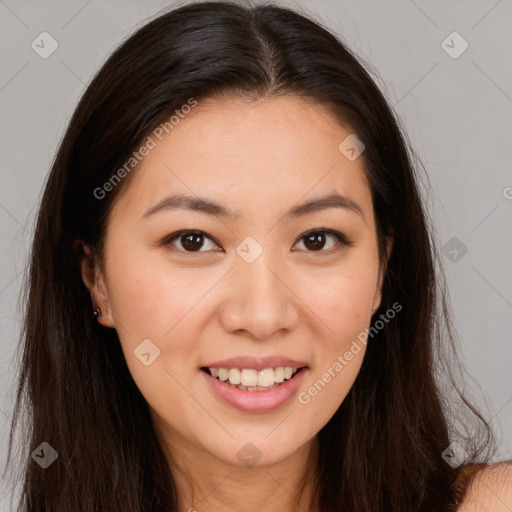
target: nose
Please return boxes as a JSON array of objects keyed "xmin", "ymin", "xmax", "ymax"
[{"xmin": 219, "ymin": 253, "xmax": 300, "ymax": 340}]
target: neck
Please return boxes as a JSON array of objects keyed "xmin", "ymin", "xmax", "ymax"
[{"xmin": 157, "ymin": 426, "xmax": 320, "ymax": 512}]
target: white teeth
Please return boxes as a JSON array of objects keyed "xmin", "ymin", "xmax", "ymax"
[
  {"xmin": 207, "ymin": 366, "xmax": 302, "ymax": 389},
  {"xmin": 241, "ymin": 369, "xmax": 258, "ymax": 387},
  {"xmin": 257, "ymin": 368, "xmax": 275, "ymax": 387},
  {"xmin": 228, "ymin": 368, "xmax": 241, "ymax": 385},
  {"xmin": 274, "ymin": 367, "xmax": 285, "ymax": 383}
]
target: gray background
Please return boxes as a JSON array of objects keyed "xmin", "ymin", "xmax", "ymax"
[{"xmin": 1, "ymin": 0, "xmax": 511, "ymax": 507}]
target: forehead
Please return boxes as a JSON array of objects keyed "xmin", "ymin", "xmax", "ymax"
[{"xmin": 111, "ymin": 95, "xmax": 373, "ymax": 224}]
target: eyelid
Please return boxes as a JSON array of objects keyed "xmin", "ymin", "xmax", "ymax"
[
  {"xmin": 161, "ymin": 228, "xmax": 354, "ymax": 254},
  {"xmin": 161, "ymin": 229, "xmax": 222, "ymax": 253},
  {"xmin": 294, "ymin": 228, "xmax": 354, "ymax": 252}
]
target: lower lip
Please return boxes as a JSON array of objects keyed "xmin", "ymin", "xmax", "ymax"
[{"xmin": 201, "ymin": 367, "xmax": 308, "ymax": 413}]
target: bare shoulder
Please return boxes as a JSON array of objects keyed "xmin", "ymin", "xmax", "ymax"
[{"xmin": 458, "ymin": 462, "xmax": 512, "ymax": 512}]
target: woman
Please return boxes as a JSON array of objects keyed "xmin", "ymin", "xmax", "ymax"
[{"xmin": 4, "ymin": 1, "xmax": 511, "ymax": 510}]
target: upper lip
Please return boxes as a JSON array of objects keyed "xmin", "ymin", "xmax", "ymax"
[{"xmin": 201, "ymin": 356, "xmax": 308, "ymax": 371}]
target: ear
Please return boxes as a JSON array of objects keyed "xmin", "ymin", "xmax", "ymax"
[
  {"xmin": 372, "ymin": 231, "xmax": 394, "ymax": 314},
  {"xmin": 73, "ymin": 239, "xmax": 115, "ymax": 328}
]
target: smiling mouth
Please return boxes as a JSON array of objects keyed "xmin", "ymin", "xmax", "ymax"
[{"xmin": 200, "ymin": 366, "xmax": 307, "ymax": 391}]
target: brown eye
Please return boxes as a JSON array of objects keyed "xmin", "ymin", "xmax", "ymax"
[
  {"xmin": 303, "ymin": 232, "xmax": 328, "ymax": 251},
  {"xmin": 164, "ymin": 230, "xmax": 219, "ymax": 253},
  {"xmin": 293, "ymin": 229, "xmax": 353, "ymax": 253},
  {"xmin": 180, "ymin": 232, "xmax": 204, "ymax": 251},
  {"xmin": 162, "ymin": 228, "xmax": 353, "ymax": 255}
]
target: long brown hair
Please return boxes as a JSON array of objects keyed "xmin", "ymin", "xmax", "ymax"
[{"xmin": 3, "ymin": 1, "xmax": 496, "ymax": 510}]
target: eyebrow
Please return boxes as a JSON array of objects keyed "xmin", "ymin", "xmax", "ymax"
[{"xmin": 141, "ymin": 191, "xmax": 365, "ymax": 221}]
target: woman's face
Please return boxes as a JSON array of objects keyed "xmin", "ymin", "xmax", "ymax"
[{"xmin": 83, "ymin": 95, "xmax": 390, "ymax": 468}]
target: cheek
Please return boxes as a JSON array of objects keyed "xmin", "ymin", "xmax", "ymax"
[
  {"xmin": 102, "ymin": 229, "xmax": 379, "ymax": 436},
  {"xmin": 297, "ymin": 278, "xmax": 371, "ymax": 428},
  {"xmin": 101, "ymin": 240, "xmax": 212, "ymax": 402},
  {"xmin": 104, "ymin": 238, "xmax": 208, "ymax": 339},
  {"xmin": 303, "ymin": 259, "xmax": 379, "ymax": 348},
  {"xmin": 103, "ymin": 245, "xmax": 205, "ymax": 423},
  {"xmin": 295, "ymin": 252, "xmax": 378, "ymax": 418}
]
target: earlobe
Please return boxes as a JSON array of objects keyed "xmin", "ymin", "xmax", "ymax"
[{"xmin": 73, "ymin": 240, "xmax": 114, "ymax": 328}]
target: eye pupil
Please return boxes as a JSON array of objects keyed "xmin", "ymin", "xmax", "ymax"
[
  {"xmin": 167, "ymin": 229, "xmax": 346, "ymax": 255},
  {"xmin": 182, "ymin": 233, "xmax": 203, "ymax": 251},
  {"xmin": 304, "ymin": 232, "xmax": 326, "ymax": 251}
]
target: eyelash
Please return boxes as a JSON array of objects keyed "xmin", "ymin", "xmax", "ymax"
[{"xmin": 161, "ymin": 228, "xmax": 354, "ymax": 255}]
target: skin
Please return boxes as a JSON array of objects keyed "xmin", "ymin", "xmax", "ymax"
[
  {"xmin": 460, "ymin": 464, "xmax": 512, "ymax": 511},
  {"xmin": 76, "ymin": 95, "xmax": 394, "ymax": 511}
]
